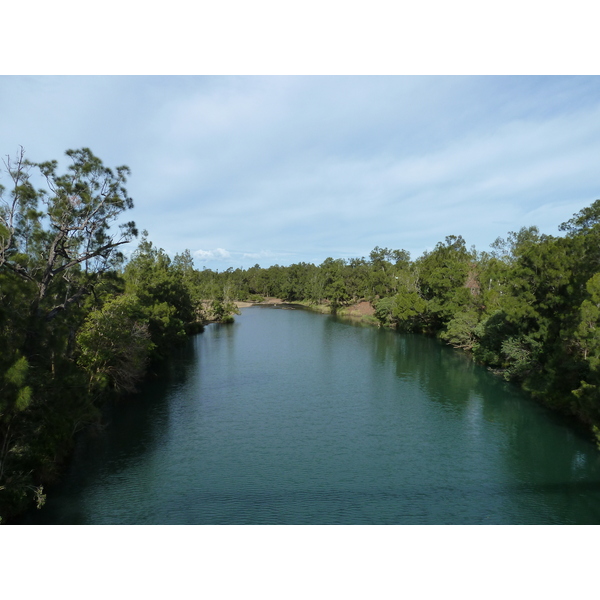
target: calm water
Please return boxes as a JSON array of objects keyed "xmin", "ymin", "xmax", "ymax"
[{"xmin": 22, "ymin": 306, "xmax": 600, "ymax": 524}]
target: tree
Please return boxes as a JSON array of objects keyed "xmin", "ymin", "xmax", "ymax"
[
  {"xmin": 320, "ymin": 257, "xmax": 351, "ymax": 308},
  {"xmin": 416, "ymin": 235, "xmax": 472, "ymax": 327},
  {"xmin": 490, "ymin": 226, "xmax": 540, "ymax": 263},
  {"xmin": 0, "ymin": 147, "xmax": 137, "ymax": 325},
  {"xmin": 76, "ymin": 294, "xmax": 154, "ymax": 394},
  {"xmin": 440, "ymin": 309, "xmax": 481, "ymax": 350},
  {"xmin": 0, "ymin": 148, "xmax": 138, "ymax": 519},
  {"xmin": 123, "ymin": 233, "xmax": 196, "ymax": 350},
  {"xmin": 367, "ymin": 246, "xmax": 410, "ymax": 298},
  {"xmin": 559, "ymin": 199, "xmax": 600, "ymax": 236}
]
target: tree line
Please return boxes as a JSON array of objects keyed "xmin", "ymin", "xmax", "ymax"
[{"xmin": 2, "ymin": 146, "xmax": 600, "ymax": 520}]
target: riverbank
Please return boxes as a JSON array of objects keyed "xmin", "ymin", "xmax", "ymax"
[
  {"xmin": 234, "ymin": 297, "xmax": 286, "ymax": 309},
  {"xmin": 235, "ymin": 298, "xmax": 379, "ymax": 326}
]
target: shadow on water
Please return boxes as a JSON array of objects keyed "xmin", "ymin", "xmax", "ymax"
[
  {"xmin": 324, "ymin": 314, "xmax": 600, "ymax": 523},
  {"xmin": 17, "ymin": 336, "xmax": 199, "ymax": 525}
]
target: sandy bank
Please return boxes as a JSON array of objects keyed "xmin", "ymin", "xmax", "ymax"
[
  {"xmin": 234, "ymin": 297, "xmax": 284, "ymax": 309},
  {"xmin": 234, "ymin": 298, "xmax": 377, "ymax": 325}
]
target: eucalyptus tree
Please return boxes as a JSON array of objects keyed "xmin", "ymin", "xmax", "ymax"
[
  {"xmin": 1, "ymin": 147, "xmax": 137, "ymax": 353},
  {"xmin": 0, "ymin": 147, "xmax": 137, "ymax": 519},
  {"xmin": 123, "ymin": 233, "xmax": 198, "ymax": 352},
  {"xmin": 414, "ymin": 235, "xmax": 474, "ymax": 330},
  {"xmin": 320, "ymin": 257, "xmax": 351, "ymax": 308},
  {"xmin": 367, "ymin": 246, "xmax": 410, "ymax": 298}
]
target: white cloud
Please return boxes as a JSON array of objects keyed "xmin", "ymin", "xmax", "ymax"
[
  {"xmin": 193, "ymin": 248, "xmax": 231, "ymax": 261},
  {"xmin": 242, "ymin": 251, "xmax": 282, "ymax": 260},
  {"xmin": 191, "ymin": 248, "xmax": 293, "ymax": 269}
]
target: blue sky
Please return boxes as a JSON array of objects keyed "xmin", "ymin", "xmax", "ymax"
[{"xmin": 1, "ymin": 76, "xmax": 599, "ymax": 270}]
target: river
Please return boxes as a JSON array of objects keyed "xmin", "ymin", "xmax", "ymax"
[{"xmin": 21, "ymin": 305, "xmax": 600, "ymax": 524}]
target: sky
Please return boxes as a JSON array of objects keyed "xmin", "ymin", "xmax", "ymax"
[{"xmin": 1, "ymin": 75, "xmax": 599, "ymax": 271}]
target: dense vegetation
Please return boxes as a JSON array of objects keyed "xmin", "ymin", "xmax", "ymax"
[
  {"xmin": 0, "ymin": 148, "xmax": 233, "ymax": 521},
  {"xmin": 2, "ymin": 146, "xmax": 600, "ymax": 521}
]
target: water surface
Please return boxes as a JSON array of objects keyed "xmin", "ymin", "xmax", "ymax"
[{"xmin": 23, "ymin": 306, "xmax": 600, "ymax": 524}]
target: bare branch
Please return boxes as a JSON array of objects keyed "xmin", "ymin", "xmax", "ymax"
[
  {"xmin": 45, "ymin": 284, "xmax": 90, "ymax": 321},
  {"xmin": 51, "ymin": 238, "xmax": 130, "ymax": 277}
]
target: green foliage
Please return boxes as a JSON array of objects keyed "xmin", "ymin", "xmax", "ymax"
[
  {"xmin": 440, "ymin": 309, "xmax": 481, "ymax": 350},
  {"xmin": 5, "ymin": 356, "xmax": 29, "ymax": 387},
  {"xmin": 1, "ymin": 356, "xmax": 33, "ymax": 413},
  {"xmin": 472, "ymin": 311, "xmax": 513, "ymax": 366},
  {"xmin": 320, "ymin": 258, "xmax": 351, "ymax": 308},
  {"xmin": 415, "ymin": 235, "xmax": 473, "ymax": 327},
  {"xmin": 1, "ymin": 147, "xmax": 136, "ymax": 322},
  {"xmin": 247, "ymin": 294, "xmax": 265, "ymax": 303},
  {"xmin": 490, "ymin": 226, "xmax": 540, "ymax": 263},
  {"xmin": 0, "ymin": 147, "xmax": 142, "ymax": 520},
  {"xmin": 500, "ymin": 335, "xmax": 542, "ymax": 381},
  {"xmin": 375, "ymin": 289, "xmax": 428, "ymax": 330},
  {"xmin": 573, "ymin": 274, "xmax": 600, "ymax": 367},
  {"xmin": 14, "ymin": 386, "xmax": 33, "ymax": 412},
  {"xmin": 394, "ymin": 290, "xmax": 427, "ymax": 323},
  {"xmin": 76, "ymin": 294, "xmax": 154, "ymax": 393},
  {"xmin": 208, "ymin": 299, "xmax": 240, "ymax": 323},
  {"xmin": 592, "ymin": 425, "xmax": 600, "ymax": 450},
  {"xmin": 374, "ymin": 297, "xmax": 395, "ymax": 326},
  {"xmin": 559, "ymin": 199, "xmax": 600, "ymax": 236},
  {"xmin": 123, "ymin": 233, "xmax": 202, "ymax": 351}
]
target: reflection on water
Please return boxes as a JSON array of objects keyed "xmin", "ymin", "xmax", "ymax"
[{"xmin": 21, "ymin": 306, "xmax": 600, "ymax": 524}]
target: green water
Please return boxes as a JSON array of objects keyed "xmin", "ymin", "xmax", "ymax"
[{"xmin": 22, "ymin": 306, "xmax": 600, "ymax": 524}]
